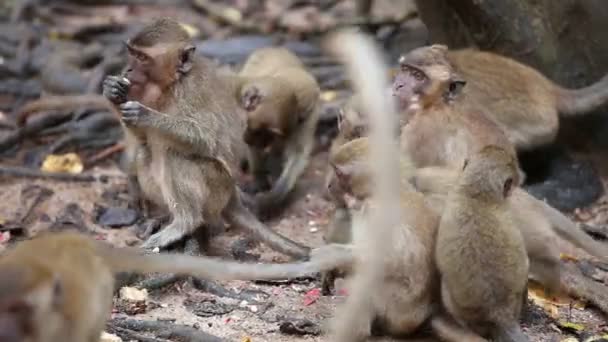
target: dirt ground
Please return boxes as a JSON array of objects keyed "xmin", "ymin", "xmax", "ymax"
[{"xmin": 1, "ymin": 143, "xmax": 608, "ymax": 341}]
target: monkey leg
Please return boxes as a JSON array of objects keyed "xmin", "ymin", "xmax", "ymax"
[
  {"xmin": 140, "ymin": 160, "xmax": 210, "ymax": 250},
  {"xmin": 430, "ymin": 316, "xmax": 488, "ymax": 342},
  {"xmin": 321, "ymin": 269, "xmax": 337, "ymax": 295}
]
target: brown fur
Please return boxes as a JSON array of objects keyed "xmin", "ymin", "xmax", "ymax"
[
  {"xmin": 235, "ymin": 47, "xmax": 320, "ymax": 216},
  {"xmin": 397, "ymin": 45, "xmax": 608, "ymax": 150},
  {"xmin": 328, "ymin": 138, "xmax": 438, "ymax": 339},
  {"xmin": 102, "ymin": 18, "xmax": 309, "ymax": 258},
  {"xmin": 436, "ymin": 146, "xmax": 529, "ymax": 341},
  {"xmin": 0, "ymin": 231, "xmax": 354, "ymax": 342}
]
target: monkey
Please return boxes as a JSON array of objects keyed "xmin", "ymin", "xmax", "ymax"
[
  {"xmin": 318, "ymin": 30, "xmax": 447, "ymax": 342},
  {"xmin": 101, "ymin": 17, "xmax": 310, "ymax": 258},
  {"xmin": 394, "ymin": 44, "xmax": 608, "ymax": 151},
  {"xmin": 393, "ymin": 48, "xmax": 608, "ymax": 294},
  {"xmin": 234, "ymin": 47, "xmax": 320, "ymax": 217},
  {"xmin": 0, "ymin": 230, "xmax": 354, "ymax": 342},
  {"xmin": 411, "ymin": 165, "xmax": 608, "ymax": 295},
  {"xmin": 436, "ymin": 145, "xmax": 529, "ymax": 342}
]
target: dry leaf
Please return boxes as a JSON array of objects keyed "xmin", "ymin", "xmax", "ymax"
[
  {"xmin": 320, "ymin": 91, "xmax": 338, "ymax": 102},
  {"xmin": 99, "ymin": 332, "xmax": 123, "ymax": 342},
  {"xmin": 528, "ymin": 282, "xmax": 585, "ymax": 319},
  {"xmin": 557, "ymin": 320, "xmax": 585, "ymax": 332},
  {"xmin": 241, "ymin": 337, "xmax": 252, "ymax": 342},
  {"xmin": 561, "ymin": 338, "xmax": 579, "ymax": 342},
  {"xmin": 560, "ymin": 253, "xmax": 580, "ymax": 262},
  {"xmin": 119, "ymin": 286, "xmax": 148, "ymax": 302},
  {"xmin": 223, "ymin": 7, "xmax": 243, "ymax": 23},
  {"xmin": 179, "ymin": 23, "xmax": 200, "ymax": 38},
  {"xmin": 41, "ymin": 153, "xmax": 83, "ymax": 174}
]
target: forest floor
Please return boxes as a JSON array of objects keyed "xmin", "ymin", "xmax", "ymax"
[{"xmin": 1, "ymin": 139, "xmax": 608, "ymax": 342}]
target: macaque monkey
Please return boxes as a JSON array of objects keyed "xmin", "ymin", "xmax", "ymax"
[
  {"xmin": 320, "ymin": 30, "xmax": 442, "ymax": 342},
  {"xmin": 412, "ymin": 165, "xmax": 608, "ymax": 295},
  {"xmin": 394, "ymin": 44, "xmax": 522, "ymax": 179},
  {"xmin": 395, "ymin": 45, "xmax": 608, "ymax": 151},
  {"xmin": 436, "ymin": 146, "xmax": 529, "ymax": 342},
  {"xmin": 235, "ymin": 47, "xmax": 320, "ymax": 216},
  {"xmin": 0, "ymin": 231, "xmax": 354, "ymax": 342},
  {"xmin": 101, "ymin": 18, "xmax": 309, "ymax": 258}
]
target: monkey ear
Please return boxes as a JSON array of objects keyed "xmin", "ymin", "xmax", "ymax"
[
  {"xmin": 430, "ymin": 44, "xmax": 449, "ymax": 53},
  {"xmin": 445, "ymin": 77, "xmax": 466, "ymax": 102},
  {"xmin": 178, "ymin": 44, "xmax": 196, "ymax": 75},
  {"xmin": 503, "ymin": 177, "xmax": 514, "ymax": 198}
]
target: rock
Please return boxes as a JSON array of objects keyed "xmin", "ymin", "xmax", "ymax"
[
  {"xmin": 96, "ymin": 206, "xmax": 138, "ymax": 228},
  {"xmin": 119, "ymin": 286, "xmax": 148, "ymax": 302},
  {"xmin": 99, "ymin": 332, "xmax": 122, "ymax": 342},
  {"xmin": 521, "ymin": 146, "xmax": 603, "ymax": 212}
]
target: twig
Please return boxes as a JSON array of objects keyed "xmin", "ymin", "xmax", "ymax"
[
  {"xmin": 561, "ymin": 261, "xmax": 608, "ymax": 315},
  {"xmin": 109, "ymin": 318, "xmax": 223, "ymax": 342},
  {"xmin": 86, "ymin": 143, "xmax": 125, "ymax": 167},
  {"xmin": 0, "ymin": 165, "xmax": 118, "ymax": 182},
  {"xmin": 107, "ymin": 326, "xmax": 168, "ymax": 342}
]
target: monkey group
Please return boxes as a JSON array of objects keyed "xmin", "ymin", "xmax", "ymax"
[{"xmin": 3, "ymin": 15, "xmax": 608, "ymax": 342}]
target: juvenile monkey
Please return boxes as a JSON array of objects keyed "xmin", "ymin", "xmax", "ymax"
[
  {"xmin": 101, "ymin": 18, "xmax": 309, "ymax": 258},
  {"xmin": 436, "ymin": 146, "xmax": 529, "ymax": 342},
  {"xmin": 0, "ymin": 231, "xmax": 353, "ymax": 342},
  {"xmin": 395, "ymin": 45, "xmax": 608, "ymax": 150},
  {"xmin": 235, "ymin": 47, "xmax": 320, "ymax": 216}
]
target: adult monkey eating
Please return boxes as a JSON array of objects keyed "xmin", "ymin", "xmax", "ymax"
[{"xmin": 102, "ymin": 18, "xmax": 309, "ymax": 258}]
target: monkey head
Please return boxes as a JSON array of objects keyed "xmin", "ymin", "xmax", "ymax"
[
  {"xmin": 459, "ymin": 145, "xmax": 520, "ymax": 202},
  {"xmin": 328, "ymin": 138, "xmax": 374, "ymax": 211},
  {"xmin": 122, "ymin": 18, "xmax": 196, "ymax": 103},
  {"xmin": 0, "ymin": 265, "xmax": 63, "ymax": 341},
  {"xmin": 393, "ymin": 45, "xmax": 466, "ymax": 112},
  {"xmin": 337, "ymin": 96, "xmax": 369, "ymax": 142},
  {"xmin": 241, "ymin": 80, "xmax": 297, "ymax": 149}
]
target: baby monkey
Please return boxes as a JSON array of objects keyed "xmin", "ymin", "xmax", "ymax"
[
  {"xmin": 102, "ymin": 18, "xmax": 309, "ymax": 258},
  {"xmin": 436, "ymin": 145, "xmax": 529, "ymax": 342},
  {"xmin": 0, "ymin": 231, "xmax": 352, "ymax": 342},
  {"xmin": 394, "ymin": 45, "xmax": 608, "ymax": 150},
  {"xmin": 236, "ymin": 47, "xmax": 321, "ymax": 217}
]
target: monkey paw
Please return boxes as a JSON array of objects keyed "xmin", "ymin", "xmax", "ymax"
[
  {"xmin": 140, "ymin": 229, "xmax": 184, "ymax": 250},
  {"xmin": 120, "ymin": 101, "xmax": 152, "ymax": 127},
  {"xmin": 103, "ymin": 75, "xmax": 130, "ymax": 104}
]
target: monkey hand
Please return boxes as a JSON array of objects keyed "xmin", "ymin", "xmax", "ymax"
[
  {"xmin": 120, "ymin": 101, "xmax": 155, "ymax": 127},
  {"xmin": 253, "ymin": 192, "xmax": 277, "ymax": 220},
  {"xmin": 103, "ymin": 75, "xmax": 130, "ymax": 104}
]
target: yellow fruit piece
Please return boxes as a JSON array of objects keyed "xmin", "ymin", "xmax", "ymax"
[{"xmin": 41, "ymin": 153, "xmax": 84, "ymax": 174}]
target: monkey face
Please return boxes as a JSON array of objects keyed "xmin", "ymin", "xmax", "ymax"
[{"xmin": 392, "ymin": 64, "xmax": 429, "ymax": 111}]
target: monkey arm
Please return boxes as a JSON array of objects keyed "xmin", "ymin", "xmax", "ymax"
[{"xmin": 120, "ymin": 101, "xmax": 212, "ymax": 151}]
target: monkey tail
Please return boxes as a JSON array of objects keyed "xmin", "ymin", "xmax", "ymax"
[
  {"xmin": 554, "ymin": 73, "xmax": 608, "ymax": 116},
  {"xmin": 323, "ymin": 30, "xmax": 403, "ymax": 341},
  {"xmin": 97, "ymin": 243, "xmax": 353, "ymax": 281},
  {"xmin": 535, "ymin": 198, "xmax": 608, "ymax": 260},
  {"xmin": 16, "ymin": 95, "xmax": 116, "ymax": 126},
  {"xmin": 495, "ymin": 323, "xmax": 529, "ymax": 342}
]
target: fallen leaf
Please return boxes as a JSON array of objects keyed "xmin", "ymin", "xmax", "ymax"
[
  {"xmin": 241, "ymin": 337, "xmax": 252, "ymax": 342},
  {"xmin": 560, "ymin": 253, "xmax": 579, "ymax": 262},
  {"xmin": 119, "ymin": 287, "xmax": 148, "ymax": 302},
  {"xmin": 223, "ymin": 7, "xmax": 243, "ymax": 23},
  {"xmin": 179, "ymin": 23, "xmax": 200, "ymax": 38},
  {"xmin": 528, "ymin": 282, "xmax": 585, "ymax": 319},
  {"xmin": 557, "ymin": 320, "xmax": 585, "ymax": 333},
  {"xmin": 561, "ymin": 338, "xmax": 579, "ymax": 342},
  {"xmin": 41, "ymin": 153, "xmax": 83, "ymax": 174},
  {"xmin": 99, "ymin": 331, "xmax": 123, "ymax": 342},
  {"xmin": 320, "ymin": 91, "xmax": 337, "ymax": 102},
  {"xmin": 303, "ymin": 288, "xmax": 321, "ymax": 306}
]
